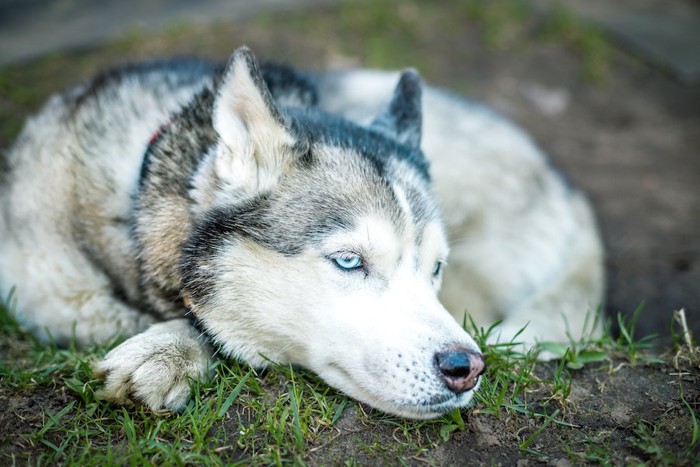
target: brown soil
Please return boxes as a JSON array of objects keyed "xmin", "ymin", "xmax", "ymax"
[{"xmin": 0, "ymin": 1, "xmax": 699, "ymax": 464}]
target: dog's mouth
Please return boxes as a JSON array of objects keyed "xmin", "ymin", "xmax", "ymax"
[
  {"xmin": 320, "ymin": 360, "xmax": 480, "ymax": 419},
  {"xmin": 381, "ymin": 391, "xmax": 477, "ymax": 419},
  {"xmin": 395, "ymin": 378, "xmax": 482, "ymax": 417}
]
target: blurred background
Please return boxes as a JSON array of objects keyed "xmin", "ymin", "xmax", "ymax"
[{"xmin": 1, "ymin": 0, "xmax": 698, "ymax": 344}]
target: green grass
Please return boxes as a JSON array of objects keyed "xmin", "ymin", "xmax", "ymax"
[
  {"xmin": 539, "ymin": 2, "xmax": 612, "ymax": 83},
  {"xmin": 2, "ymin": 289, "xmax": 699, "ymax": 464},
  {"xmin": 0, "ymin": 293, "xmax": 462, "ymax": 463}
]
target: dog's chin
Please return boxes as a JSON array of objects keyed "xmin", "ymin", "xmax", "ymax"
[
  {"xmin": 370, "ymin": 383, "xmax": 480, "ymax": 420},
  {"xmin": 318, "ymin": 363, "xmax": 480, "ymax": 420},
  {"xmin": 355, "ymin": 389, "xmax": 478, "ymax": 420}
]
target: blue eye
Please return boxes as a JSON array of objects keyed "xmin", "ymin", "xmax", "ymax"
[
  {"xmin": 333, "ymin": 254, "xmax": 363, "ymax": 271},
  {"xmin": 432, "ymin": 261, "xmax": 444, "ymax": 277}
]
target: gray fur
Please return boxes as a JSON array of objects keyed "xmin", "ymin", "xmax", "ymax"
[
  {"xmin": 0, "ymin": 47, "xmax": 602, "ymax": 418},
  {"xmin": 134, "ymin": 48, "xmax": 431, "ymax": 320},
  {"xmin": 370, "ymin": 69, "xmax": 423, "ymax": 150},
  {"xmin": 1, "ymin": 47, "xmax": 483, "ymax": 418}
]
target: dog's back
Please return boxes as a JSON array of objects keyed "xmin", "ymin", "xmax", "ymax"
[{"xmin": 0, "ymin": 60, "xmax": 216, "ymax": 343}]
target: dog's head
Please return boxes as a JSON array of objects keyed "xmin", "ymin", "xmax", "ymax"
[{"xmin": 183, "ymin": 47, "xmax": 484, "ymax": 418}]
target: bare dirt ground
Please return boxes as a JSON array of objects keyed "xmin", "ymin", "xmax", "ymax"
[{"xmin": 1, "ymin": 1, "xmax": 699, "ymax": 464}]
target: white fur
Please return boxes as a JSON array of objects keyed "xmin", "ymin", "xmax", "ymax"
[
  {"xmin": 93, "ymin": 320, "xmax": 211, "ymax": 410},
  {"xmin": 195, "ymin": 206, "xmax": 476, "ymax": 418},
  {"xmin": 316, "ymin": 70, "xmax": 605, "ymax": 350},
  {"xmin": 210, "ymin": 55, "xmax": 296, "ymax": 205}
]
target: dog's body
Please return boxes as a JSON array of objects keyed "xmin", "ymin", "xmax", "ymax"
[{"xmin": 0, "ymin": 49, "xmax": 603, "ymax": 418}]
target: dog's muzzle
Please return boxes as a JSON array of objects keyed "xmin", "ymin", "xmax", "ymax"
[{"xmin": 435, "ymin": 348, "xmax": 486, "ymax": 393}]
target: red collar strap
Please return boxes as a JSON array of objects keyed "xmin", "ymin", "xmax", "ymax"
[{"xmin": 148, "ymin": 118, "xmax": 173, "ymax": 146}]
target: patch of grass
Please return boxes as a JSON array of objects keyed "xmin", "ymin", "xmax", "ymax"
[
  {"xmin": 2, "ymin": 296, "xmax": 698, "ymax": 464},
  {"xmin": 615, "ymin": 303, "xmax": 664, "ymax": 366},
  {"xmin": 564, "ymin": 429, "xmax": 616, "ymax": 465},
  {"xmin": 465, "ymin": 306, "xmax": 700, "ymax": 463},
  {"xmin": 539, "ymin": 2, "xmax": 612, "ymax": 83},
  {"xmin": 460, "ymin": 0, "xmax": 531, "ymax": 47},
  {"xmin": 629, "ymin": 421, "xmax": 684, "ymax": 466},
  {"xmin": 538, "ymin": 308, "xmax": 609, "ymax": 369}
]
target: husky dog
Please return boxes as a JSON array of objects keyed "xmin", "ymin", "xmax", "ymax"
[
  {"xmin": 313, "ymin": 71, "xmax": 605, "ymax": 352},
  {"xmin": 0, "ymin": 48, "xmax": 489, "ymax": 419}
]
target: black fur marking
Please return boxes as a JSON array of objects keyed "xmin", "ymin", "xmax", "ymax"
[
  {"xmin": 180, "ymin": 194, "xmax": 358, "ymax": 305},
  {"xmin": 260, "ymin": 61, "xmax": 318, "ymax": 108},
  {"xmin": 138, "ymin": 51, "xmax": 431, "ymax": 318},
  {"xmin": 138, "ymin": 88, "xmax": 218, "ymax": 192},
  {"xmin": 370, "ymin": 70, "xmax": 423, "ymax": 150},
  {"xmin": 180, "ymin": 198, "xmax": 272, "ymax": 306},
  {"xmin": 289, "ymin": 107, "xmax": 429, "ymax": 181}
]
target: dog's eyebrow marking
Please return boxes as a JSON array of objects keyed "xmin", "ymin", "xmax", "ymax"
[
  {"xmin": 392, "ymin": 182, "xmax": 440, "ymax": 269},
  {"xmin": 392, "ymin": 184, "xmax": 415, "ymax": 243}
]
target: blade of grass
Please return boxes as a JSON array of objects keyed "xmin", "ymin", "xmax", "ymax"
[
  {"xmin": 217, "ymin": 370, "xmax": 252, "ymax": 417},
  {"xmin": 36, "ymin": 401, "xmax": 75, "ymax": 437},
  {"xmin": 519, "ymin": 409, "xmax": 560, "ymax": 450},
  {"xmin": 289, "ymin": 384, "xmax": 305, "ymax": 450}
]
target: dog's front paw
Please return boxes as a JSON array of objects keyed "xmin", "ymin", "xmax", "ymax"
[{"xmin": 93, "ymin": 319, "xmax": 211, "ymax": 411}]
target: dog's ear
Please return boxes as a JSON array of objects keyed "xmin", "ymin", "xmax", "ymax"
[
  {"xmin": 370, "ymin": 69, "xmax": 422, "ymax": 150},
  {"xmin": 209, "ymin": 46, "xmax": 297, "ymax": 200}
]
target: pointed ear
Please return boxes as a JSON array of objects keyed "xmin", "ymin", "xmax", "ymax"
[
  {"xmin": 211, "ymin": 46, "xmax": 297, "ymax": 197},
  {"xmin": 370, "ymin": 69, "xmax": 423, "ymax": 150}
]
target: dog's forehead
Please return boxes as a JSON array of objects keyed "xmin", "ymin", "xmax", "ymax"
[
  {"xmin": 191, "ymin": 128, "xmax": 440, "ymax": 259},
  {"xmin": 289, "ymin": 107, "xmax": 430, "ymax": 180},
  {"xmin": 304, "ymin": 144, "xmax": 437, "ymax": 233},
  {"xmin": 282, "ymin": 153, "xmax": 446, "ymax": 269}
]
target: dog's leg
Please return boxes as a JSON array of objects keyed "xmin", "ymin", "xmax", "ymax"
[
  {"xmin": 0, "ymin": 230, "xmax": 154, "ymax": 347},
  {"xmin": 93, "ymin": 319, "xmax": 212, "ymax": 411}
]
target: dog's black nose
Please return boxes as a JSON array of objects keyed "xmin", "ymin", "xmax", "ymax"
[{"xmin": 435, "ymin": 348, "xmax": 486, "ymax": 393}]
